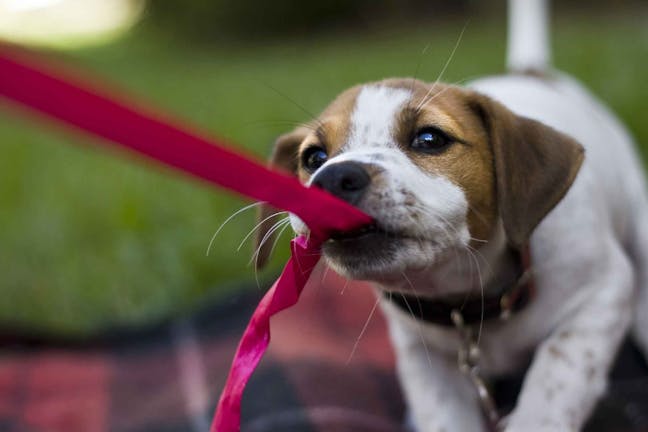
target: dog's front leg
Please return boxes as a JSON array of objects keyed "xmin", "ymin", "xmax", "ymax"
[
  {"xmin": 386, "ymin": 312, "xmax": 486, "ymax": 432},
  {"xmin": 504, "ymin": 245, "xmax": 634, "ymax": 432}
]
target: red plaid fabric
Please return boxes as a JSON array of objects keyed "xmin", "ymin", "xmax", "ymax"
[{"xmin": 1, "ymin": 264, "xmax": 647, "ymax": 432}]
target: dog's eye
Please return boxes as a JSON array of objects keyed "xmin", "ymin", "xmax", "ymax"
[
  {"xmin": 410, "ymin": 128, "xmax": 451, "ymax": 154},
  {"xmin": 302, "ymin": 146, "xmax": 328, "ymax": 173}
]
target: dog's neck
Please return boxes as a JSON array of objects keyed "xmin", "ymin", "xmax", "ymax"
[{"xmin": 374, "ymin": 222, "xmax": 519, "ymax": 300}]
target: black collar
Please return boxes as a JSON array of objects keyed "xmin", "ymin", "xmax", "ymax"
[{"xmin": 384, "ymin": 246, "xmax": 534, "ymax": 327}]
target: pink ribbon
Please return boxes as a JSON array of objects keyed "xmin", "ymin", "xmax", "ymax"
[
  {"xmin": 0, "ymin": 46, "xmax": 372, "ymax": 432},
  {"xmin": 212, "ymin": 235, "xmax": 323, "ymax": 431}
]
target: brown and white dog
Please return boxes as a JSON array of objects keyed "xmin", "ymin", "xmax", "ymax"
[{"xmin": 256, "ymin": 0, "xmax": 648, "ymax": 430}]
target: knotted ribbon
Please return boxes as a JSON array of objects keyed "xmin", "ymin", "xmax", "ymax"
[{"xmin": 0, "ymin": 46, "xmax": 372, "ymax": 432}]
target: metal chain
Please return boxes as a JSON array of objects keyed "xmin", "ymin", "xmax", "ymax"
[{"xmin": 451, "ymin": 309, "xmax": 501, "ymax": 431}]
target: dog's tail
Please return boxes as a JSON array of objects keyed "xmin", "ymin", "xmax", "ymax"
[{"xmin": 507, "ymin": 0, "xmax": 551, "ymax": 73}]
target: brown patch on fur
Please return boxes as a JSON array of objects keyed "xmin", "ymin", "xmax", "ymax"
[
  {"xmin": 395, "ymin": 83, "xmax": 498, "ymax": 243},
  {"xmin": 548, "ymin": 345, "xmax": 574, "ymax": 366},
  {"xmin": 548, "ymin": 345, "xmax": 562, "ymax": 357},
  {"xmin": 296, "ymin": 86, "xmax": 362, "ymax": 183},
  {"xmin": 393, "ymin": 81, "xmax": 584, "ymax": 248},
  {"xmin": 558, "ymin": 330, "xmax": 572, "ymax": 340},
  {"xmin": 468, "ymin": 92, "xmax": 585, "ymax": 247},
  {"xmin": 385, "ymin": 79, "xmax": 584, "ymax": 249}
]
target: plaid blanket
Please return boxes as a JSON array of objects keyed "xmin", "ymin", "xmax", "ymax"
[{"xmin": 1, "ymin": 264, "xmax": 647, "ymax": 432}]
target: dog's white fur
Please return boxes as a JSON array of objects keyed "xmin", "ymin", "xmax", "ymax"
[
  {"xmin": 281, "ymin": 1, "xmax": 648, "ymax": 430},
  {"xmin": 384, "ymin": 73, "xmax": 647, "ymax": 431}
]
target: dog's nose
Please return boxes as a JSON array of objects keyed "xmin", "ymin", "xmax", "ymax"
[{"xmin": 312, "ymin": 162, "xmax": 370, "ymax": 205}]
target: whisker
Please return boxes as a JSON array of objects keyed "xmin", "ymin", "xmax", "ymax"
[
  {"xmin": 416, "ymin": 73, "xmax": 481, "ymax": 115},
  {"xmin": 241, "ymin": 119, "xmax": 319, "ymax": 132},
  {"xmin": 266, "ymin": 219, "xmax": 292, "ymax": 261},
  {"xmin": 398, "ymin": 292, "xmax": 434, "ymax": 370},
  {"xmin": 346, "ymin": 295, "xmax": 381, "ymax": 364},
  {"xmin": 434, "ymin": 22, "xmax": 469, "ymax": 84},
  {"xmin": 401, "ymin": 271, "xmax": 424, "ymax": 318},
  {"xmin": 465, "ymin": 243, "xmax": 493, "ymax": 276},
  {"xmin": 416, "ymin": 80, "xmax": 457, "ymax": 112},
  {"xmin": 320, "ymin": 263, "xmax": 331, "ymax": 286},
  {"xmin": 470, "ymin": 237, "xmax": 489, "ymax": 244},
  {"xmin": 465, "ymin": 202, "xmax": 491, "ymax": 228},
  {"xmin": 401, "ymin": 203, "xmax": 460, "ymax": 274},
  {"xmin": 206, "ymin": 201, "xmax": 263, "ymax": 256},
  {"xmin": 237, "ymin": 211, "xmax": 288, "ymax": 252},
  {"xmin": 407, "ymin": 200, "xmax": 489, "ymax": 250},
  {"xmin": 340, "ymin": 277, "xmax": 351, "ymax": 295},
  {"xmin": 464, "ymin": 246, "xmax": 485, "ymax": 345},
  {"xmin": 415, "ymin": 22, "xmax": 469, "ymax": 112},
  {"xmin": 257, "ymin": 80, "xmax": 324, "ymax": 130},
  {"xmin": 409, "ymin": 198, "xmax": 493, "ymax": 322},
  {"xmin": 251, "ymin": 218, "xmax": 291, "ymax": 289},
  {"xmin": 250, "ymin": 217, "xmax": 291, "ymax": 265},
  {"xmin": 406, "ymin": 42, "xmax": 432, "ymax": 110}
]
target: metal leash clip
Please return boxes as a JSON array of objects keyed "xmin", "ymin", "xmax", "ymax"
[{"xmin": 451, "ymin": 309, "xmax": 501, "ymax": 431}]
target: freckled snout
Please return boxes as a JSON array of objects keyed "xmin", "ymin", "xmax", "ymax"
[{"xmin": 312, "ymin": 162, "xmax": 370, "ymax": 205}]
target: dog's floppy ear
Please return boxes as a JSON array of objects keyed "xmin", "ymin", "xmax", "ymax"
[
  {"xmin": 469, "ymin": 93, "xmax": 585, "ymax": 247},
  {"xmin": 254, "ymin": 127, "xmax": 308, "ymax": 268}
]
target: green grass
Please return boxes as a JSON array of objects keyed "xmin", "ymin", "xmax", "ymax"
[{"xmin": 1, "ymin": 11, "xmax": 646, "ymax": 336}]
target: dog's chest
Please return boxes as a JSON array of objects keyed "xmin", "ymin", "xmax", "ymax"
[
  {"xmin": 382, "ymin": 300, "xmax": 540, "ymax": 376},
  {"xmin": 381, "ymin": 238, "xmax": 595, "ymax": 378}
]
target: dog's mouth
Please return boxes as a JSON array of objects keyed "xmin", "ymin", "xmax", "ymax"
[
  {"xmin": 329, "ymin": 222, "xmax": 387, "ymax": 242},
  {"xmin": 324, "ymin": 222, "xmax": 404, "ymax": 267},
  {"xmin": 321, "ymin": 220, "xmax": 449, "ymax": 280}
]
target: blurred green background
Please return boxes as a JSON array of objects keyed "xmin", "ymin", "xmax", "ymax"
[{"xmin": 0, "ymin": 0, "xmax": 646, "ymax": 336}]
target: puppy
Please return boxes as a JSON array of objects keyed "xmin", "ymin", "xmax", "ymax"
[{"xmin": 256, "ymin": 0, "xmax": 648, "ymax": 430}]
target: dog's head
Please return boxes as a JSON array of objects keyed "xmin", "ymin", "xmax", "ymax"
[{"xmin": 256, "ymin": 78, "xmax": 583, "ymax": 291}]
